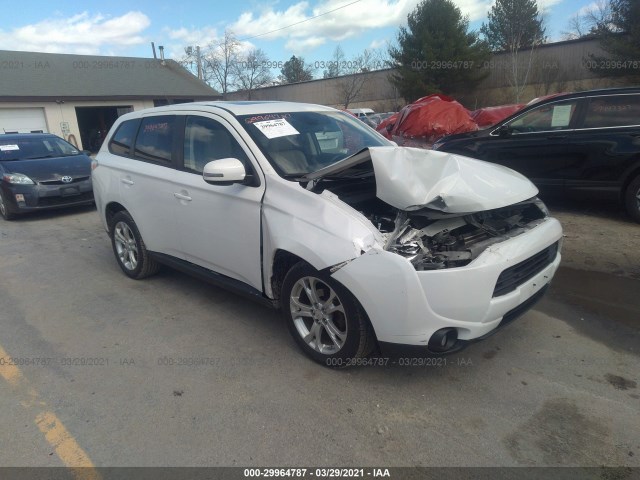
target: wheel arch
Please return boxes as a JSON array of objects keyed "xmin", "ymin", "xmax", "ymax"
[
  {"xmin": 105, "ymin": 201, "xmax": 128, "ymax": 231},
  {"xmin": 620, "ymin": 160, "xmax": 640, "ymax": 204},
  {"xmin": 270, "ymin": 248, "xmax": 380, "ymax": 351}
]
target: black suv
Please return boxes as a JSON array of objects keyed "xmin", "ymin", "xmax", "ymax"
[{"xmin": 433, "ymin": 88, "xmax": 640, "ymax": 222}]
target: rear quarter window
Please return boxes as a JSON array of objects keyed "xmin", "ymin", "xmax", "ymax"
[
  {"xmin": 109, "ymin": 119, "xmax": 140, "ymax": 157},
  {"xmin": 583, "ymin": 95, "xmax": 640, "ymax": 128}
]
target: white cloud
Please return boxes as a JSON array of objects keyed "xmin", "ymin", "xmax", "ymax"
[
  {"xmin": 224, "ymin": 0, "xmax": 502, "ymax": 54},
  {"xmin": 369, "ymin": 38, "xmax": 388, "ymax": 50},
  {"xmin": 229, "ymin": 0, "xmax": 423, "ymax": 53},
  {"xmin": 285, "ymin": 35, "xmax": 327, "ymax": 51},
  {"xmin": 0, "ymin": 11, "xmax": 150, "ymax": 54},
  {"xmin": 537, "ymin": 0, "xmax": 565, "ymax": 13}
]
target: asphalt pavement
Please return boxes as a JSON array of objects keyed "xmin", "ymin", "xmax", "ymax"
[{"xmin": 0, "ymin": 205, "xmax": 638, "ymax": 470}]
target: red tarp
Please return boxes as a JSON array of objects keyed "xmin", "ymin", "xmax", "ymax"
[
  {"xmin": 470, "ymin": 104, "xmax": 525, "ymax": 128},
  {"xmin": 377, "ymin": 94, "xmax": 477, "ymax": 146},
  {"xmin": 376, "ymin": 113, "xmax": 399, "ymax": 139}
]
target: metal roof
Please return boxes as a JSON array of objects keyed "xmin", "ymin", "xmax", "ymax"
[{"xmin": 0, "ymin": 50, "xmax": 220, "ymax": 100}]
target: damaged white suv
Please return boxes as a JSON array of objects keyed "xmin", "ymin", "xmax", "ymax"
[{"xmin": 92, "ymin": 101, "xmax": 562, "ymax": 366}]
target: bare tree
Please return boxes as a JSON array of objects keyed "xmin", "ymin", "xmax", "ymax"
[
  {"xmin": 561, "ymin": 0, "xmax": 613, "ymax": 39},
  {"xmin": 323, "ymin": 45, "xmax": 346, "ymax": 78},
  {"xmin": 234, "ymin": 49, "xmax": 272, "ymax": 99},
  {"xmin": 203, "ymin": 30, "xmax": 242, "ymax": 98},
  {"xmin": 336, "ymin": 49, "xmax": 386, "ymax": 108}
]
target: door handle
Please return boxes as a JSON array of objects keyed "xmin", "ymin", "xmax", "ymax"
[
  {"xmin": 121, "ymin": 178, "xmax": 134, "ymax": 185},
  {"xmin": 173, "ymin": 193, "xmax": 192, "ymax": 202}
]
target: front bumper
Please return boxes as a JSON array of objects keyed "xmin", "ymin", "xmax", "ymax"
[
  {"xmin": 331, "ymin": 217, "xmax": 562, "ymax": 351},
  {"xmin": 1, "ymin": 179, "xmax": 94, "ymax": 214}
]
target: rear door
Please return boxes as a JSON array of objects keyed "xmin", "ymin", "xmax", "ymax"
[
  {"xmin": 117, "ymin": 114, "xmax": 182, "ymax": 257},
  {"xmin": 562, "ymin": 93, "xmax": 640, "ymax": 198}
]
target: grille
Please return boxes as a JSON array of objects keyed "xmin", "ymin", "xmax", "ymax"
[
  {"xmin": 37, "ymin": 192, "xmax": 94, "ymax": 207},
  {"xmin": 493, "ymin": 242, "xmax": 558, "ymax": 297},
  {"xmin": 39, "ymin": 176, "xmax": 90, "ymax": 185}
]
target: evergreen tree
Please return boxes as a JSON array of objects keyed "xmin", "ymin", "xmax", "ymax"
[
  {"xmin": 280, "ymin": 56, "xmax": 314, "ymax": 84},
  {"xmin": 481, "ymin": 0, "xmax": 545, "ymax": 51},
  {"xmin": 388, "ymin": 0, "xmax": 490, "ymax": 102},
  {"xmin": 596, "ymin": 0, "xmax": 640, "ymax": 78}
]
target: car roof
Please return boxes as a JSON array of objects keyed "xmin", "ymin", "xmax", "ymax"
[
  {"xmin": 532, "ymin": 87, "xmax": 640, "ymax": 105},
  {"xmin": 135, "ymin": 101, "xmax": 338, "ymax": 117}
]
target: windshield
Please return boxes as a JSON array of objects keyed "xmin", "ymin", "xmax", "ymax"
[
  {"xmin": 237, "ymin": 111, "xmax": 390, "ymax": 177},
  {"xmin": 0, "ymin": 136, "xmax": 80, "ymax": 161}
]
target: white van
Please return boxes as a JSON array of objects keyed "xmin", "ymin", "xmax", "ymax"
[{"xmin": 347, "ymin": 108, "xmax": 375, "ymax": 118}]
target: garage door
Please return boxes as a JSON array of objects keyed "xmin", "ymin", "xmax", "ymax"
[{"xmin": 0, "ymin": 108, "xmax": 48, "ymax": 134}]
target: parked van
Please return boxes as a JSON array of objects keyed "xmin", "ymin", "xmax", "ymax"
[{"xmin": 347, "ymin": 108, "xmax": 375, "ymax": 118}]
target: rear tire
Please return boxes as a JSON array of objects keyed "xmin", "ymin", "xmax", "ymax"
[
  {"xmin": 624, "ymin": 175, "xmax": 640, "ymax": 223},
  {"xmin": 109, "ymin": 211, "xmax": 160, "ymax": 279},
  {"xmin": 281, "ymin": 262, "xmax": 376, "ymax": 367},
  {"xmin": 0, "ymin": 192, "xmax": 16, "ymax": 220}
]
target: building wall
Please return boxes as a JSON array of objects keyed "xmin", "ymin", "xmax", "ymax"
[
  {"xmin": 226, "ymin": 69, "xmax": 403, "ymax": 112},
  {"xmin": 227, "ymin": 38, "xmax": 632, "ymax": 110},
  {"xmin": 0, "ymin": 99, "xmax": 154, "ymax": 149}
]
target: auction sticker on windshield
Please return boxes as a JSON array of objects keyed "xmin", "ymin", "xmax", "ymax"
[
  {"xmin": 253, "ymin": 118, "xmax": 299, "ymax": 139},
  {"xmin": 0, "ymin": 144, "xmax": 20, "ymax": 151}
]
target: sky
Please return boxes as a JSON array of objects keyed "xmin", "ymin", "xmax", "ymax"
[{"xmin": 1, "ymin": 0, "xmax": 594, "ymax": 76}]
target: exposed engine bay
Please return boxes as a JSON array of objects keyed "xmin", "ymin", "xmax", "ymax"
[{"xmin": 315, "ymin": 179, "xmax": 547, "ymax": 271}]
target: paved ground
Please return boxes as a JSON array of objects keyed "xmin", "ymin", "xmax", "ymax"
[{"xmin": 0, "ymin": 201, "xmax": 638, "ymax": 469}]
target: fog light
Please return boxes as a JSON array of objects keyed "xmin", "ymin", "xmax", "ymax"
[{"xmin": 15, "ymin": 194, "xmax": 25, "ymax": 202}]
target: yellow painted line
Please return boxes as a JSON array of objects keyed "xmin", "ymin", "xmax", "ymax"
[{"xmin": 0, "ymin": 345, "xmax": 101, "ymax": 480}]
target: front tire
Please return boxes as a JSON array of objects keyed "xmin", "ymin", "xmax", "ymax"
[
  {"xmin": 109, "ymin": 211, "xmax": 160, "ymax": 279},
  {"xmin": 281, "ymin": 262, "xmax": 375, "ymax": 367},
  {"xmin": 624, "ymin": 175, "xmax": 640, "ymax": 223},
  {"xmin": 0, "ymin": 191, "xmax": 16, "ymax": 220}
]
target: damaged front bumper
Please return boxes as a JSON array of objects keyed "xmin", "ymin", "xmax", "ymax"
[{"xmin": 330, "ymin": 216, "xmax": 562, "ymax": 355}]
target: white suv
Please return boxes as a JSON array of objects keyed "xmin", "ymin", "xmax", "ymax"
[{"xmin": 92, "ymin": 101, "xmax": 562, "ymax": 366}]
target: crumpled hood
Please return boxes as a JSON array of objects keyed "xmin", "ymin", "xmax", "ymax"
[
  {"xmin": 370, "ymin": 147, "xmax": 538, "ymax": 212},
  {"xmin": 302, "ymin": 146, "xmax": 538, "ymax": 213}
]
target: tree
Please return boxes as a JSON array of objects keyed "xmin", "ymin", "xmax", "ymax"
[
  {"xmin": 336, "ymin": 49, "xmax": 384, "ymax": 108},
  {"xmin": 480, "ymin": 0, "xmax": 545, "ymax": 51},
  {"xmin": 388, "ymin": 0, "xmax": 490, "ymax": 102},
  {"xmin": 279, "ymin": 56, "xmax": 314, "ymax": 84},
  {"xmin": 323, "ymin": 45, "xmax": 346, "ymax": 78},
  {"xmin": 203, "ymin": 30, "xmax": 242, "ymax": 98},
  {"xmin": 480, "ymin": 0, "xmax": 545, "ymax": 102},
  {"xmin": 593, "ymin": 0, "xmax": 640, "ymax": 78},
  {"xmin": 234, "ymin": 49, "xmax": 273, "ymax": 99},
  {"xmin": 561, "ymin": 0, "xmax": 611, "ymax": 39}
]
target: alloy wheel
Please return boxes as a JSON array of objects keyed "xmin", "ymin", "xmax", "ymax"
[
  {"xmin": 289, "ymin": 276, "xmax": 348, "ymax": 355},
  {"xmin": 113, "ymin": 221, "xmax": 139, "ymax": 271}
]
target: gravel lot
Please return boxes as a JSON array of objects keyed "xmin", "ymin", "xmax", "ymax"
[{"xmin": 0, "ymin": 200, "xmax": 638, "ymax": 471}]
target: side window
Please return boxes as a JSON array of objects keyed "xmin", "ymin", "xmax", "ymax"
[
  {"xmin": 134, "ymin": 116, "xmax": 175, "ymax": 165},
  {"xmin": 583, "ymin": 95, "xmax": 640, "ymax": 128},
  {"xmin": 183, "ymin": 116, "xmax": 250, "ymax": 173},
  {"xmin": 109, "ymin": 119, "xmax": 139, "ymax": 157},
  {"xmin": 507, "ymin": 101, "xmax": 578, "ymax": 133}
]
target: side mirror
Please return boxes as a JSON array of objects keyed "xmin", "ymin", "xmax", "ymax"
[
  {"xmin": 202, "ymin": 158, "xmax": 246, "ymax": 185},
  {"xmin": 497, "ymin": 124, "xmax": 512, "ymax": 137}
]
